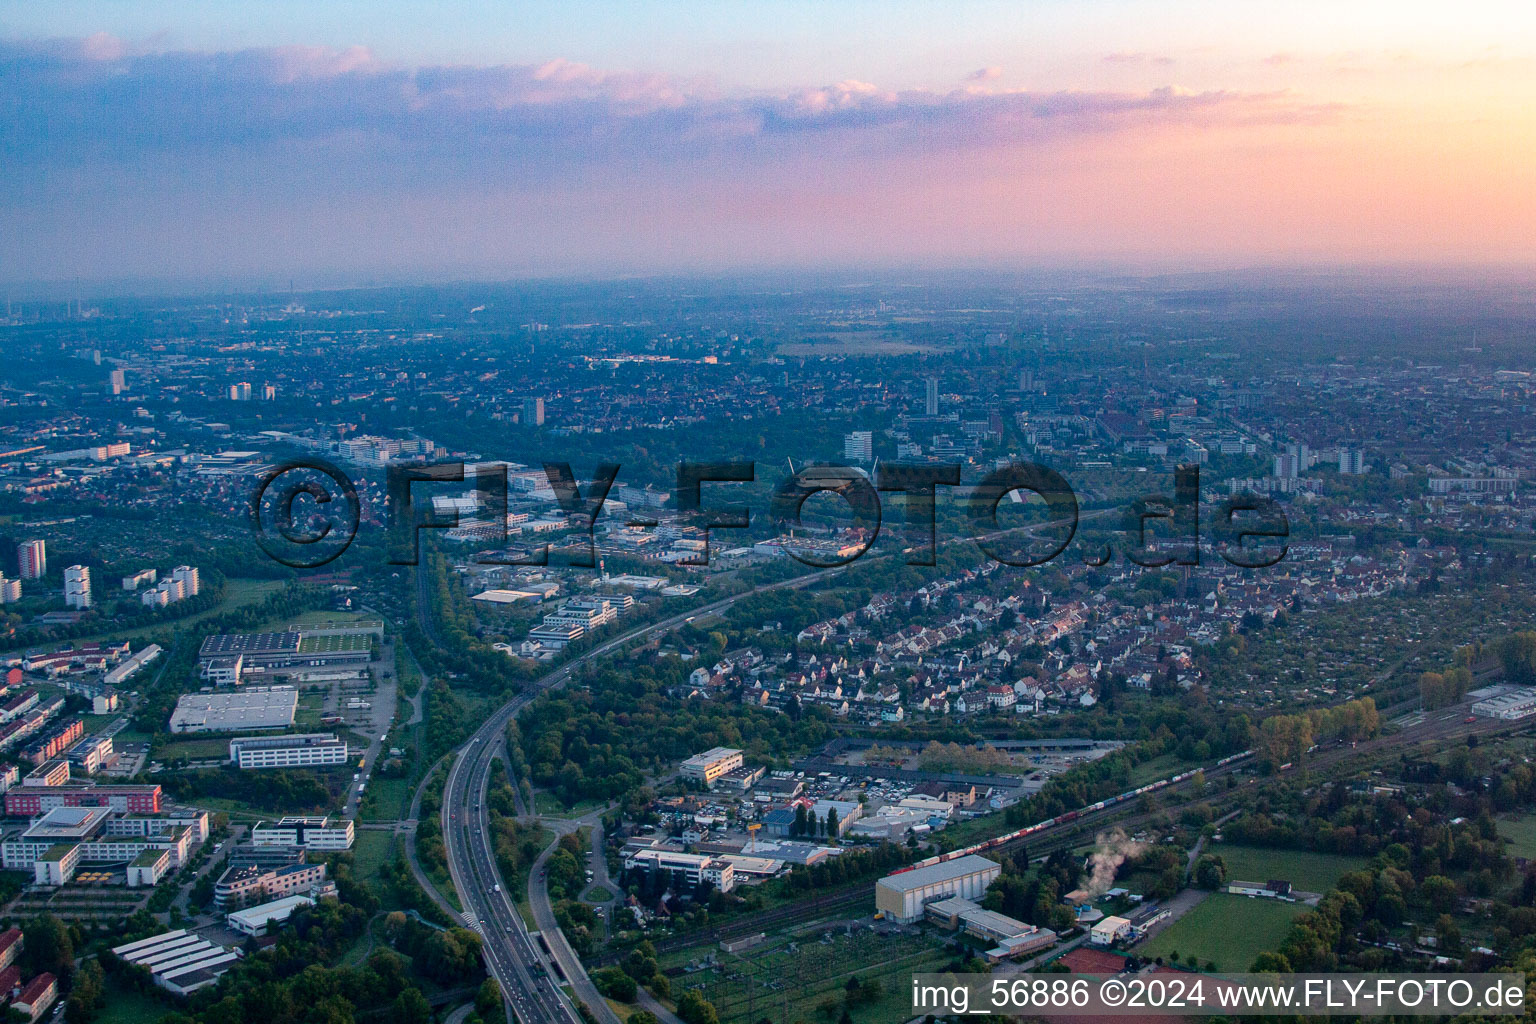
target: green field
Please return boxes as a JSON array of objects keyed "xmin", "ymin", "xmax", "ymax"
[
  {"xmin": 97, "ymin": 979, "xmax": 175, "ymax": 1023},
  {"xmin": 350, "ymin": 829, "xmax": 396, "ymax": 886},
  {"xmin": 1137, "ymin": 893, "xmax": 1305, "ymax": 971},
  {"xmin": 151, "ymin": 737, "xmax": 231, "ymax": 761},
  {"xmin": 360, "ymin": 775, "xmax": 413, "ymax": 822},
  {"xmin": 1207, "ymin": 844, "xmax": 1365, "ymax": 893},
  {"xmin": 1498, "ymin": 814, "xmax": 1536, "ymax": 859}
]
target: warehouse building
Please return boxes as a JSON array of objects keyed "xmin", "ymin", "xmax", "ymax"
[
  {"xmin": 875, "ymin": 855, "xmax": 1002, "ymax": 923},
  {"xmin": 169, "ymin": 687, "xmax": 298, "ymax": 733},
  {"xmin": 230, "ymin": 733, "xmax": 349, "ymax": 769},
  {"xmin": 1472, "ymin": 687, "xmax": 1536, "ymax": 721}
]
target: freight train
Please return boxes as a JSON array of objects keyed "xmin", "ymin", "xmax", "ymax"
[{"xmin": 888, "ymin": 748, "xmax": 1254, "ymax": 875}]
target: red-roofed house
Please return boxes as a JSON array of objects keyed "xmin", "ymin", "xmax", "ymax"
[
  {"xmin": 0, "ymin": 926, "xmax": 20, "ymax": 970},
  {"xmin": 13, "ymin": 972, "xmax": 57, "ymax": 1020}
]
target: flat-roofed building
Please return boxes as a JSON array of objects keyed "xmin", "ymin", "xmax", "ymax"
[
  {"xmin": 169, "ymin": 686, "xmax": 298, "ymax": 733},
  {"xmin": 128, "ymin": 848, "xmax": 171, "ymax": 887},
  {"xmin": 680, "ymin": 747, "xmax": 744, "ymax": 787},
  {"xmin": 230, "ymin": 733, "xmax": 349, "ymax": 769},
  {"xmin": 214, "ymin": 860, "xmax": 327, "ymax": 908},
  {"xmin": 1472, "ymin": 687, "xmax": 1536, "ymax": 721},
  {"xmin": 875, "ymin": 855, "xmax": 1001, "ymax": 923},
  {"xmin": 925, "ymin": 896, "xmax": 1056, "ymax": 959},
  {"xmin": 33, "ymin": 843, "xmax": 80, "ymax": 885},
  {"xmin": 227, "ymin": 894, "xmax": 315, "ymax": 936},
  {"xmin": 623, "ymin": 848, "xmax": 736, "ymax": 892},
  {"xmin": 1090, "ymin": 915, "xmax": 1134, "ymax": 945},
  {"xmin": 251, "ymin": 815, "xmax": 354, "ymax": 851},
  {"xmin": 103, "ymin": 644, "xmax": 161, "ymax": 689},
  {"xmin": 4, "ymin": 782, "xmax": 161, "ymax": 816}
]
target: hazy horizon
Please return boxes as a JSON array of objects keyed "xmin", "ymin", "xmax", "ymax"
[{"xmin": 3, "ymin": 1, "xmax": 1534, "ymax": 284}]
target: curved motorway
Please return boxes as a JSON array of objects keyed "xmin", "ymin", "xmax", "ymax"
[{"xmin": 440, "ymin": 571, "xmax": 837, "ymax": 1023}]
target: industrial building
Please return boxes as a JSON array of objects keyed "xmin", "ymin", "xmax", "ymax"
[
  {"xmin": 103, "ymin": 644, "xmax": 161, "ymax": 688},
  {"xmin": 925, "ymin": 896, "xmax": 1057, "ymax": 960},
  {"xmin": 111, "ymin": 930, "xmax": 238, "ymax": 995},
  {"xmin": 680, "ymin": 747, "xmax": 744, "ymax": 787},
  {"xmin": 169, "ymin": 686, "xmax": 298, "ymax": 733},
  {"xmin": 1472, "ymin": 687, "xmax": 1536, "ymax": 721},
  {"xmin": 197, "ymin": 625, "xmax": 377, "ymax": 683},
  {"xmin": 874, "ymin": 855, "xmax": 1002, "ymax": 923},
  {"xmin": 230, "ymin": 733, "xmax": 349, "ymax": 769}
]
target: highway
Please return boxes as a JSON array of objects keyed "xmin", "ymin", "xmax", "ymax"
[
  {"xmin": 440, "ymin": 570, "xmax": 840, "ymax": 1024},
  {"xmin": 429, "ymin": 504, "xmax": 1173, "ymax": 1022}
]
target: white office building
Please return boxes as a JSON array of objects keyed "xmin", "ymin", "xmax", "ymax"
[
  {"xmin": 230, "ymin": 733, "xmax": 349, "ymax": 769},
  {"xmin": 843, "ymin": 430, "xmax": 874, "ymax": 462},
  {"xmin": 624, "ymin": 848, "xmax": 735, "ymax": 892},
  {"xmin": 680, "ymin": 747, "xmax": 744, "ymax": 787},
  {"xmin": 251, "ymin": 816, "xmax": 355, "ymax": 851}
]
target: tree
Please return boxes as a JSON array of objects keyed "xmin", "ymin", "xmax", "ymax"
[
  {"xmin": 391, "ymin": 988, "xmax": 433, "ymax": 1024},
  {"xmin": 23, "ymin": 915, "xmax": 74, "ymax": 983},
  {"xmin": 677, "ymin": 989, "xmax": 721, "ymax": 1024},
  {"xmin": 1421, "ymin": 875, "xmax": 1458, "ymax": 914},
  {"xmin": 64, "ymin": 958, "xmax": 104, "ymax": 1024},
  {"xmin": 594, "ymin": 967, "xmax": 638, "ymax": 1002},
  {"xmin": 824, "ymin": 806, "xmax": 840, "ymax": 839},
  {"xmin": 476, "ymin": 978, "xmax": 503, "ymax": 1017},
  {"xmin": 1193, "ymin": 854, "xmax": 1227, "ymax": 890}
]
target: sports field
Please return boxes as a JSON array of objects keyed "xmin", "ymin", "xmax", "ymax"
[
  {"xmin": 1137, "ymin": 893, "xmax": 1305, "ymax": 971},
  {"xmin": 1206, "ymin": 844, "xmax": 1364, "ymax": 892}
]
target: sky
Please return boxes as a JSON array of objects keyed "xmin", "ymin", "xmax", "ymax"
[{"xmin": 2, "ymin": 1, "xmax": 1534, "ymax": 288}]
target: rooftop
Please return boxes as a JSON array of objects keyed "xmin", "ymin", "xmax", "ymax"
[{"xmin": 877, "ymin": 854, "xmax": 1000, "ymax": 893}]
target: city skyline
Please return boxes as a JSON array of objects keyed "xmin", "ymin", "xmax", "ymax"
[{"xmin": 2, "ymin": 1, "xmax": 1534, "ymax": 287}]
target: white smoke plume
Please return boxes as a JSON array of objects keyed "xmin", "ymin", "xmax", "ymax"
[{"xmin": 1083, "ymin": 828, "xmax": 1147, "ymax": 897}]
